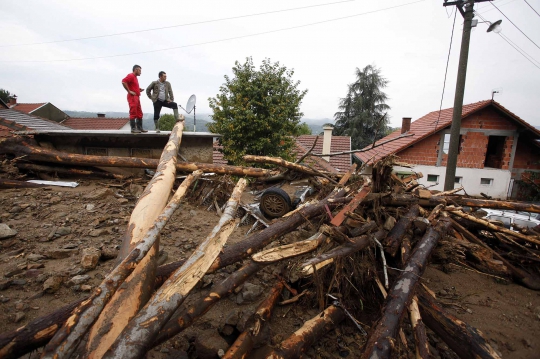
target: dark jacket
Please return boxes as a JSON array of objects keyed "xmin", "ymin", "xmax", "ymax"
[{"xmin": 146, "ymin": 80, "xmax": 174, "ymax": 103}]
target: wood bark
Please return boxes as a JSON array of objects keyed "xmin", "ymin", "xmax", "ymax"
[
  {"xmin": 408, "ymin": 297, "xmax": 429, "ymax": 359},
  {"xmin": 243, "ymin": 155, "xmax": 341, "ymax": 178},
  {"xmin": 263, "ymin": 305, "xmax": 345, "ymax": 359},
  {"xmin": 41, "ymin": 170, "xmax": 202, "ymax": 359},
  {"xmin": 417, "ymin": 291, "xmax": 502, "ymax": 359},
  {"xmin": 361, "ymin": 219, "xmax": 452, "ymax": 359},
  {"xmin": 83, "ymin": 121, "xmax": 185, "ymax": 359},
  {"xmin": 223, "ymin": 281, "xmax": 284, "ymax": 359},
  {"xmin": 103, "ymin": 179, "xmax": 247, "ymax": 359},
  {"xmin": 0, "ymin": 136, "xmax": 275, "ymax": 178},
  {"xmin": 383, "ymin": 204, "xmax": 420, "ymax": 257},
  {"xmin": 16, "ymin": 163, "xmax": 125, "ymax": 179}
]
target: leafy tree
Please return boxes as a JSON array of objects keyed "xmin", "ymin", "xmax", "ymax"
[
  {"xmin": 0, "ymin": 89, "xmax": 12, "ymax": 104},
  {"xmin": 208, "ymin": 57, "xmax": 307, "ymax": 165},
  {"xmin": 158, "ymin": 114, "xmax": 176, "ymax": 131},
  {"xmin": 334, "ymin": 65, "xmax": 390, "ymax": 150},
  {"xmin": 296, "ymin": 122, "xmax": 312, "ymax": 135}
]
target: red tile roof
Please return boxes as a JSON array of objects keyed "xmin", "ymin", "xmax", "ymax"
[
  {"xmin": 62, "ymin": 117, "xmax": 130, "ymax": 130},
  {"xmin": 355, "ymin": 100, "xmax": 540, "ymax": 165},
  {"xmin": 10, "ymin": 103, "xmax": 46, "ymax": 113},
  {"xmin": 0, "ymin": 109, "xmax": 69, "ymax": 131},
  {"xmin": 297, "ymin": 135, "xmax": 351, "ymax": 172}
]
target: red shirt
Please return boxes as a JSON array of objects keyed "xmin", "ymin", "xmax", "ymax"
[{"xmin": 122, "ymin": 73, "xmax": 140, "ymax": 96}]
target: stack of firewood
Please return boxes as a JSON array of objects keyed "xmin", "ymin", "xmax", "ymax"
[{"xmin": 0, "ymin": 128, "xmax": 539, "ymax": 359}]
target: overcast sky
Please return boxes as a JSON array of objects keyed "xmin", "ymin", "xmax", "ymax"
[{"xmin": 1, "ymin": 0, "xmax": 539, "ymax": 128}]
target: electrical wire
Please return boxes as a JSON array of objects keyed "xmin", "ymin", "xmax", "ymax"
[
  {"xmin": 433, "ymin": 8, "xmax": 457, "ymax": 129},
  {"xmin": 480, "ymin": 0, "xmax": 518, "ymax": 14},
  {"xmin": 0, "ymin": 0, "xmax": 425, "ymax": 63},
  {"xmin": 0, "ymin": 0, "xmax": 358, "ymax": 48},
  {"xmin": 476, "ymin": 12, "xmax": 540, "ymax": 69},
  {"xmin": 523, "ymin": 0, "xmax": 540, "ymax": 17},
  {"xmin": 490, "ymin": 1, "xmax": 540, "ymax": 50}
]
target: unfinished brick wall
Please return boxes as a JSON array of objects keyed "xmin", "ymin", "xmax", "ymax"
[
  {"xmin": 513, "ymin": 135, "xmax": 540, "ymax": 170},
  {"xmin": 396, "ymin": 133, "xmax": 439, "ymax": 165},
  {"xmin": 461, "ymin": 107, "xmax": 517, "ymax": 131}
]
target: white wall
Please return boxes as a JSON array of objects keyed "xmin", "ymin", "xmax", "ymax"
[{"xmin": 393, "ymin": 165, "xmax": 511, "ymax": 199}]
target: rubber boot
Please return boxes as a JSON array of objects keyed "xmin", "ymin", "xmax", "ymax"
[
  {"xmin": 130, "ymin": 119, "xmax": 141, "ymax": 134},
  {"xmin": 173, "ymin": 108, "xmax": 180, "ymax": 122},
  {"xmin": 154, "ymin": 120, "xmax": 160, "ymax": 133},
  {"xmin": 136, "ymin": 118, "xmax": 148, "ymax": 133}
]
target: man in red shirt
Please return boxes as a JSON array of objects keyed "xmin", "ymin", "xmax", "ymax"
[{"xmin": 122, "ymin": 65, "xmax": 147, "ymax": 133}]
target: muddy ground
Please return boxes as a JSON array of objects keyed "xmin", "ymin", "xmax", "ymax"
[{"xmin": 0, "ymin": 178, "xmax": 539, "ymax": 359}]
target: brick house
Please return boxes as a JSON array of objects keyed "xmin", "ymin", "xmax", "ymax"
[
  {"xmin": 62, "ymin": 113, "xmax": 130, "ymax": 131},
  {"xmin": 355, "ymin": 100, "xmax": 540, "ymax": 199},
  {"xmin": 213, "ymin": 125, "xmax": 352, "ymax": 173},
  {"xmin": 8, "ymin": 96, "xmax": 69, "ymax": 123}
]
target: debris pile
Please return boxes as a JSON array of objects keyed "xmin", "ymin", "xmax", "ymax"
[{"xmin": 0, "ymin": 128, "xmax": 539, "ymax": 359}]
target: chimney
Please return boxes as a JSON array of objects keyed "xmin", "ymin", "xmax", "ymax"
[
  {"xmin": 322, "ymin": 124, "xmax": 333, "ymax": 162},
  {"xmin": 97, "ymin": 113, "xmax": 106, "ymax": 118},
  {"xmin": 401, "ymin": 117, "xmax": 411, "ymax": 134},
  {"xmin": 8, "ymin": 95, "xmax": 17, "ymax": 106}
]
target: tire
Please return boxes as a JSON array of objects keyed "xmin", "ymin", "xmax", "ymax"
[{"xmin": 260, "ymin": 188, "xmax": 293, "ymax": 218}]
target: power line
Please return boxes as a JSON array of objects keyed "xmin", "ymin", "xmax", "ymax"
[
  {"xmin": 476, "ymin": 12, "xmax": 540, "ymax": 69},
  {"xmin": 480, "ymin": 0, "xmax": 518, "ymax": 14},
  {"xmin": 0, "ymin": 0, "xmax": 358, "ymax": 48},
  {"xmin": 523, "ymin": 0, "xmax": 540, "ymax": 17},
  {"xmin": 490, "ymin": 1, "xmax": 540, "ymax": 50},
  {"xmin": 433, "ymin": 8, "xmax": 458, "ymax": 130},
  {"xmin": 0, "ymin": 0, "xmax": 425, "ymax": 63}
]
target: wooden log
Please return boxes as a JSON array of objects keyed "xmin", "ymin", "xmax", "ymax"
[
  {"xmin": 361, "ymin": 219, "xmax": 452, "ymax": 359},
  {"xmin": 83, "ymin": 121, "xmax": 185, "ymax": 359},
  {"xmin": 383, "ymin": 204, "xmax": 420, "ymax": 257},
  {"xmin": 400, "ymin": 233, "xmax": 412, "ymax": 266},
  {"xmin": 448, "ymin": 216, "xmax": 540, "ymax": 290},
  {"xmin": 0, "ymin": 136, "xmax": 275, "ymax": 178},
  {"xmin": 0, "ymin": 179, "xmax": 47, "ymax": 189},
  {"xmin": 251, "ymin": 233, "xmax": 324, "ymax": 263},
  {"xmin": 223, "ymin": 281, "xmax": 284, "ymax": 359},
  {"xmin": 330, "ymin": 185, "xmax": 371, "ymax": 226},
  {"xmin": 417, "ymin": 291, "xmax": 502, "ymax": 359},
  {"xmin": 409, "ymin": 297, "xmax": 430, "ymax": 359},
  {"xmin": 103, "ymin": 179, "xmax": 246, "ymax": 359},
  {"xmin": 15, "ymin": 163, "xmax": 125, "ymax": 179},
  {"xmin": 263, "ymin": 305, "xmax": 345, "ymax": 359},
  {"xmin": 41, "ymin": 170, "xmax": 202, "ymax": 359},
  {"xmin": 301, "ymin": 229, "xmax": 386, "ymax": 272},
  {"xmin": 243, "ymin": 155, "xmax": 341, "ymax": 178},
  {"xmin": 447, "ymin": 208, "xmax": 540, "ymax": 246}
]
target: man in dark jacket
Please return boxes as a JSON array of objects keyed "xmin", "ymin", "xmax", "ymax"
[{"xmin": 146, "ymin": 71, "xmax": 183, "ymax": 133}]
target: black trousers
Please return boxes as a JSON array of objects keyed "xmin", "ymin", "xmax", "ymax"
[{"xmin": 153, "ymin": 100, "xmax": 178, "ymax": 121}]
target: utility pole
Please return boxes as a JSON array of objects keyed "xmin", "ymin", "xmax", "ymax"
[{"xmin": 442, "ymin": 0, "xmax": 491, "ymax": 191}]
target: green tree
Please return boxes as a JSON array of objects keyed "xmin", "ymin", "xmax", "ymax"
[
  {"xmin": 334, "ymin": 65, "xmax": 390, "ymax": 150},
  {"xmin": 208, "ymin": 57, "xmax": 307, "ymax": 165},
  {"xmin": 296, "ymin": 122, "xmax": 312, "ymax": 135},
  {"xmin": 0, "ymin": 89, "xmax": 12, "ymax": 104},
  {"xmin": 158, "ymin": 114, "xmax": 176, "ymax": 131}
]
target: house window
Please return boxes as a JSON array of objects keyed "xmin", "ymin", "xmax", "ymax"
[
  {"xmin": 443, "ymin": 133, "xmax": 462, "ymax": 154},
  {"xmin": 86, "ymin": 147, "xmax": 108, "ymax": 156},
  {"xmin": 131, "ymin": 148, "xmax": 152, "ymax": 158},
  {"xmin": 484, "ymin": 136, "xmax": 506, "ymax": 169},
  {"xmin": 480, "ymin": 178, "xmax": 493, "ymax": 186},
  {"xmin": 455, "ymin": 177, "xmax": 462, "ymax": 184},
  {"xmin": 427, "ymin": 174, "xmax": 439, "ymax": 182}
]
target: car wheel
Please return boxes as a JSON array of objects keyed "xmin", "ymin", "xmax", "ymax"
[{"xmin": 260, "ymin": 188, "xmax": 292, "ymax": 218}]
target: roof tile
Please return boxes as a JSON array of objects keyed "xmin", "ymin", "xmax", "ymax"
[{"xmin": 62, "ymin": 118, "xmax": 130, "ymax": 130}]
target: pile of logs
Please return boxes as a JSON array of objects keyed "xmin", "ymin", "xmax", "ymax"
[{"xmin": 0, "ymin": 130, "xmax": 539, "ymax": 359}]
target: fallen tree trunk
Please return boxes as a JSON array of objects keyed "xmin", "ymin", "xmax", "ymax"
[
  {"xmin": 383, "ymin": 204, "xmax": 419, "ymax": 257},
  {"xmin": 83, "ymin": 121, "xmax": 185, "ymax": 359},
  {"xmin": 243, "ymin": 155, "xmax": 341, "ymax": 178},
  {"xmin": 41, "ymin": 170, "xmax": 202, "ymax": 359},
  {"xmin": 409, "ymin": 297, "xmax": 429, "ymax": 359},
  {"xmin": 16, "ymin": 163, "xmax": 125, "ymax": 179},
  {"xmin": 103, "ymin": 179, "xmax": 247, "ymax": 359},
  {"xmin": 0, "ymin": 137, "xmax": 275, "ymax": 178},
  {"xmin": 263, "ymin": 305, "xmax": 345, "ymax": 359},
  {"xmin": 223, "ymin": 280, "xmax": 284, "ymax": 359},
  {"xmin": 361, "ymin": 219, "xmax": 452, "ymax": 359},
  {"xmin": 417, "ymin": 291, "xmax": 502, "ymax": 359}
]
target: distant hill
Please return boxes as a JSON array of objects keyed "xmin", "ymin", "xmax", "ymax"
[{"xmin": 301, "ymin": 118, "xmax": 334, "ymax": 135}]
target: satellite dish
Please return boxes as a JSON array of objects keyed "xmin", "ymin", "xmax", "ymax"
[{"xmin": 186, "ymin": 95, "xmax": 196, "ymax": 114}]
